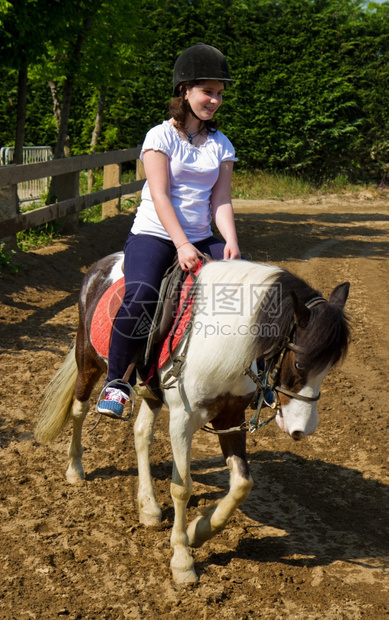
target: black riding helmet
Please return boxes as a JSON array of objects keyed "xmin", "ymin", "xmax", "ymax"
[{"xmin": 173, "ymin": 43, "xmax": 234, "ymax": 96}]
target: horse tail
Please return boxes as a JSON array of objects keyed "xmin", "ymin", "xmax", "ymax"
[{"xmin": 35, "ymin": 345, "xmax": 78, "ymax": 443}]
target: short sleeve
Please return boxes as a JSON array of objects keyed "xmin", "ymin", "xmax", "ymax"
[
  {"xmin": 218, "ymin": 132, "xmax": 238, "ymax": 163},
  {"xmin": 140, "ymin": 124, "xmax": 172, "ymax": 161}
]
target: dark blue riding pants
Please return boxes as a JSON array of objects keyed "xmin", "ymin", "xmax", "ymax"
[{"xmin": 107, "ymin": 233, "xmax": 226, "ymax": 387}]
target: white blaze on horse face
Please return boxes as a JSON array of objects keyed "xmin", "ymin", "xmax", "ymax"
[{"xmin": 276, "ymin": 365, "xmax": 331, "ymax": 439}]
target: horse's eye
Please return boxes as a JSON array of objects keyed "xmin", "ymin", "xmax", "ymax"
[{"xmin": 295, "ymin": 361, "xmax": 304, "ymax": 371}]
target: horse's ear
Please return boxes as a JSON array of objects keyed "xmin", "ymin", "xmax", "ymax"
[
  {"xmin": 290, "ymin": 291, "xmax": 310, "ymax": 328},
  {"xmin": 329, "ymin": 282, "xmax": 350, "ymax": 308}
]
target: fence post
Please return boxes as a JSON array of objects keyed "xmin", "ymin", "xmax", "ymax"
[
  {"xmin": 135, "ymin": 158, "xmax": 145, "ymax": 200},
  {"xmin": 136, "ymin": 158, "xmax": 145, "ymax": 182},
  {"xmin": 0, "ymin": 184, "xmax": 19, "ymax": 247},
  {"xmin": 53, "ymin": 171, "xmax": 80, "ymax": 233},
  {"xmin": 102, "ymin": 163, "xmax": 121, "ymax": 219}
]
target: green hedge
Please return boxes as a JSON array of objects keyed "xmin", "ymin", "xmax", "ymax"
[{"xmin": 0, "ymin": 0, "xmax": 388, "ymax": 182}]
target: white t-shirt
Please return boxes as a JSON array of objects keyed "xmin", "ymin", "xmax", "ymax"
[{"xmin": 131, "ymin": 120, "xmax": 237, "ymax": 243}]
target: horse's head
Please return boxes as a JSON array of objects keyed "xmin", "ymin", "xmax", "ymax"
[{"xmin": 275, "ymin": 282, "xmax": 350, "ymax": 440}]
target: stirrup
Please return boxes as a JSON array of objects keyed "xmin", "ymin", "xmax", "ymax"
[{"xmin": 96, "ymin": 379, "xmax": 135, "ymax": 422}]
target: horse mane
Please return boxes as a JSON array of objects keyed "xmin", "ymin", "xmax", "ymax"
[
  {"xmin": 304, "ymin": 302, "xmax": 350, "ymax": 370},
  {"xmin": 252, "ymin": 269, "xmax": 350, "ymax": 370},
  {"xmin": 248, "ymin": 270, "xmax": 316, "ymax": 359}
]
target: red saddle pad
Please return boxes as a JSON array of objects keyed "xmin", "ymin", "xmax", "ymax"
[
  {"xmin": 90, "ymin": 262, "xmax": 203, "ymax": 364},
  {"xmin": 90, "ymin": 277, "xmax": 125, "ymax": 359}
]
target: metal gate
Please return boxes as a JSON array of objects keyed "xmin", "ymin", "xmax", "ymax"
[{"xmin": 0, "ymin": 146, "xmax": 53, "ymax": 203}]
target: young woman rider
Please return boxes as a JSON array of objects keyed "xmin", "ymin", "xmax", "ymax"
[{"xmin": 98, "ymin": 42, "xmax": 241, "ymax": 418}]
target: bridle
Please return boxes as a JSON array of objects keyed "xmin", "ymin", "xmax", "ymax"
[
  {"xmin": 241, "ymin": 295, "xmax": 328, "ymax": 433},
  {"xmin": 203, "ymin": 295, "xmax": 328, "ymax": 436}
]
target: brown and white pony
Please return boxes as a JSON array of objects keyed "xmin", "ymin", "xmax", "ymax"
[{"xmin": 35, "ymin": 254, "xmax": 350, "ymax": 583}]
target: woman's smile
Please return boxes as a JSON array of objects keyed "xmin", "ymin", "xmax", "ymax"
[{"xmin": 185, "ymin": 80, "xmax": 224, "ymax": 121}]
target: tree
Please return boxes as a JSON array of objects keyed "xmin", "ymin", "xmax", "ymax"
[
  {"xmin": 343, "ymin": 1, "xmax": 389, "ymax": 179},
  {"xmin": 32, "ymin": 0, "xmax": 151, "ymax": 201},
  {"xmin": 0, "ymin": 0, "xmax": 71, "ymax": 165}
]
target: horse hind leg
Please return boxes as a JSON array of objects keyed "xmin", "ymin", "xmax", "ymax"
[
  {"xmin": 66, "ymin": 398, "xmax": 90, "ymax": 484},
  {"xmin": 66, "ymin": 351, "xmax": 103, "ymax": 484},
  {"xmin": 187, "ymin": 429, "xmax": 253, "ymax": 549}
]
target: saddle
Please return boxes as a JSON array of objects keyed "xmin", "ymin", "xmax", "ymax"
[{"xmin": 142, "ymin": 257, "xmax": 187, "ymax": 366}]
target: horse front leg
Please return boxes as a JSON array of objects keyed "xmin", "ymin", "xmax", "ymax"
[
  {"xmin": 169, "ymin": 412, "xmax": 197, "ymax": 584},
  {"xmin": 187, "ymin": 429, "xmax": 253, "ymax": 548},
  {"xmin": 134, "ymin": 397, "xmax": 162, "ymax": 526},
  {"xmin": 66, "ymin": 399, "xmax": 89, "ymax": 484}
]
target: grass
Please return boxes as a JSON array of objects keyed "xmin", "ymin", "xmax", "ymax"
[
  {"xmin": 231, "ymin": 170, "xmax": 311, "ymax": 200},
  {"xmin": 0, "ymin": 243, "xmax": 25, "ymax": 278},
  {"xmin": 17, "ymin": 221, "xmax": 62, "ymax": 251},
  {"xmin": 230, "ymin": 169, "xmax": 381, "ymax": 200}
]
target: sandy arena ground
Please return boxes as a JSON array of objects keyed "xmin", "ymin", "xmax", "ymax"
[{"xmin": 1, "ymin": 194, "xmax": 388, "ymax": 619}]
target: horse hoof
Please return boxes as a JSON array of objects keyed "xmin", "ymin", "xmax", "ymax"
[
  {"xmin": 187, "ymin": 517, "xmax": 204, "ymax": 548},
  {"xmin": 138, "ymin": 500, "xmax": 162, "ymax": 527},
  {"xmin": 172, "ymin": 568, "xmax": 198, "ymax": 584},
  {"xmin": 66, "ymin": 466, "xmax": 84, "ymax": 484},
  {"xmin": 139, "ymin": 512, "xmax": 162, "ymax": 527},
  {"xmin": 187, "ymin": 506, "xmax": 217, "ymax": 548}
]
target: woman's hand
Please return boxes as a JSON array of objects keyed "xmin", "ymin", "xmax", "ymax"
[
  {"xmin": 177, "ymin": 242, "xmax": 203, "ymax": 271},
  {"xmin": 223, "ymin": 239, "xmax": 241, "ymax": 260}
]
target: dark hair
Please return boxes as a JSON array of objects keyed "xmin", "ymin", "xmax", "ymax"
[{"xmin": 168, "ymin": 80, "xmax": 221, "ymax": 133}]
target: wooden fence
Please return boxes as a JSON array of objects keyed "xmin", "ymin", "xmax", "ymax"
[{"xmin": 0, "ymin": 147, "xmax": 145, "ymax": 240}]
